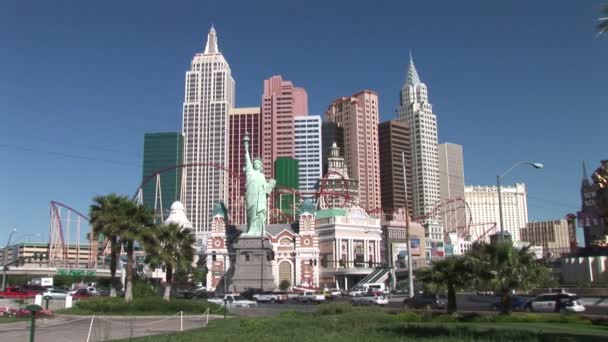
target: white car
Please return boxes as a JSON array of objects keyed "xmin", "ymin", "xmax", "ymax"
[
  {"xmin": 524, "ymin": 292, "xmax": 585, "ymax": 313},
  {"xmin": 352, "ymin": 292, "xmax": 388, "ymax": 306},
  {"xmin": 208, "ymin": 294, "xmax": 258, "ymax": 308},
  {"xmin": 42, "ymin": 288, "xmax": 67, "ymax": 299},
  {"xmin": 296, "ymin": 291, "xmax": 325, "ymax": 304},
  {"xmin": 68, "ymin": 286, "xmax": 97, "ymax": 296}
]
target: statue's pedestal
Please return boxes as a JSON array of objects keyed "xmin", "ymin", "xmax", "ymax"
[{"xmin": 231, "ymin": 236, "xmax": 275, "ymax": 292}]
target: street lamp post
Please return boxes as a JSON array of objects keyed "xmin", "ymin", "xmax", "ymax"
[
  {"xmin": 496, "ymin": 162, "xmax": 543, "ymax": 242},
  {"xmin": 2, "ymin": 228, "xmax": 17, "ymax": 291},
  {"xmin": 402, "ymin": 152, "xmax": 414, "ymax": 298}
]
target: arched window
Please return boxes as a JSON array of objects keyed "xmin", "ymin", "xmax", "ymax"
[
  {"xmin": 279, "ymin": 261, "xmax": 292, "ymax": 284},
  {"xmin": 279, "ymin": 238, "xmax": 292, "ymax": 246}
]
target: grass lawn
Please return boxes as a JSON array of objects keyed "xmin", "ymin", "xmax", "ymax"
[
  {"xmin": 0, "ymin": 316, "xmax": 29, "ymax": 324},
  {"xmin": 57, "ymin": 296, "xmax": 226, "ymax": 316},
  {"xmin": 120, "ymin": 304, "xmax": 608, "ymax": 342}
]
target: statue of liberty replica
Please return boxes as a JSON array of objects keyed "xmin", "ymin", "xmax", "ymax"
[
  {"xmin": 231, "ymin": 134, "xmax": 276, "ymax": 291},
  {"xmin": 242, "ymin": 134, "xmax": 276, "ymax": 236}
]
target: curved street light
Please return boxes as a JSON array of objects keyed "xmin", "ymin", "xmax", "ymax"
[
  {"xmin": 497, "ymin": 162, "xmax": 544, "ymax": 241},
  {"xmin": 2, "ymin": 228, "xmax": 17, "ymax": 291}
]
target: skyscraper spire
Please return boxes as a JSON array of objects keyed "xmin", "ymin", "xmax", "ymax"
[
  {"xmin": 405, "ymin": 51, "xmax": 421, "ymax": 87},
  {"xmin": 582, "ymin": 161, "xmax": 591, "ymax": 186},
  {"xmin": 204, "ymin": 25, "xmax": 219, "ymax": 54}
]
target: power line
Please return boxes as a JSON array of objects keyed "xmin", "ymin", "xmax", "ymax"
[{"xmin": 0, "ymin": 143, "xmax": 141, "ymax": 168}]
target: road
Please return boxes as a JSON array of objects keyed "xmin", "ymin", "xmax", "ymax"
[{"xmin": 231, "ymin": 294, "xmax": 608, "ymax": 317}]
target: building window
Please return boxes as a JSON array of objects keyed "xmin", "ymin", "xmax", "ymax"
[{"xmin": 279, "ymin": 261, "xmax": 292, "ymax": 284}]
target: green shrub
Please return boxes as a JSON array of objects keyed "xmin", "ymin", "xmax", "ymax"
[
  {"xmin": 315, "ymin": 303, "xmax": 354, "ymax": 315},
  {"xmin": 431, "ymin": 314, "xmax": 458, "ymax": 323},
  {"xmin": 395, "ymin": 311, "xmax": 423, "ymax": 322},
  {"xmin": 491, "ymin": 313, "xmax": 591, "ymax": 325},
  {"xmin": 132, "ymin": 280, "xmax": 159, "ymax": 298},
  {"xmin": 60, "ymin": 296, "xmax": 224, "ymax": 315},
  {"xmin": 279, "ymin": 310, "xmax": 306, "ymax": 319}
]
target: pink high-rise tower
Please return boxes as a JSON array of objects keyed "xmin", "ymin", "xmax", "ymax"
[
  {"xmin": 326, "ymin": 90, "xmax": 381, "ymax": 212},
  {"xmin": 261, "ymin": 75, "xmax": 308, "ymax": 179}
]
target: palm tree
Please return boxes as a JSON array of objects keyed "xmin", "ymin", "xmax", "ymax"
[
  {"xmin": 416, "ymin": 256, "xmax": 473, "ymax": 313},
  {"xmin": 467, "ymin": 242, "xmax": 550, "ymax": 315},
  {"xmin": 118, "ymin": 201, "xmax": 155, "ymax": 303},
  {"xmin": 144, "ymin": 223, "xmax": 196, "ymax": 301},
  {"xmin": 90, "ymin": 194, "xmax": 125, "ymax": 297},
  {"xmin": 598, "ymin": 4, "xmax": 608, "ymax": 37}
]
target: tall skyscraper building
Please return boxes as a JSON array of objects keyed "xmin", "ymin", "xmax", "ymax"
[
  {"xmin": 141, "ymin": 132, "xmax": 184, "ymax": 220},
  {"xmin": 294, "ymin": 115, "xmax": 322, "ymax": 195},
  {"xmin": 397, "ymin": 54, "xmax": 440, "ymax": 221},
  {"xmin": 378, "ymin": 120, "xmax": 413, "ymax": 218},
  {"xmin": 321, "ymin": 122, "xmax": 344, "ymax": 174},
  {"xmin": 181, "ymin": 27, "xmax": 235, "ymax": 235},
  {"xmin": 579, "ymin": 161, "xmax": 605, "ymax": 247},
  {"xmin": 521, "ymin": 219, "xmax": 574, "ymax": 258},
  {"xmin": 228, "ymin": 107, "xmax": 261, "ymax": 224},
  {"xmin": 274, "ymin": 157, "xmax": 299, "ymax": 220},
  {"xmin": 261, "ymin": 75, "xmax": 308, "ymax": 179},
  {"xmin": 326, "ymin": 90, "xmax": 381, "ymax": 211},
  {"xmin": 465, "ymin": 183, "xmax": 529, "ymax": 242},
  {"xmin": 438, "ymin": 143, "xmax": 466, "ymax": 234}
]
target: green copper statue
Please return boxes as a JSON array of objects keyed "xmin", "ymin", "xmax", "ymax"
[{"xmin": 242, "ymin": 135, "xmax": 275, "ymax": 236}]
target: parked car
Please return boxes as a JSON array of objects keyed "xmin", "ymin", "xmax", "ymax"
[
  {"xmin": 190, "ymin": 289, "xmax": 211, "ymax": 299},
  {"xmin": 239, "ymin": 288, "xmax": 263, "ymax": 300},
  {"xmin": 208, "ymin": 294, "xmax": 257, "ymax": 308},
  {"xmin": 403, "ymin": 293, "xmax": 446, "ymax": 310},
  {"xmin": 347, "ymin": 283, "xmax": 386, "ymax": 297},
  {"xmin": 42, "ymin": 288, "xmax": 68, "ymax": 300},
  {"xmin": 68, "ymin": 286, "xmax": 97, "ymax": 296},
  {"xmin": 97, "ymin": 288, "xmax": 111, "ymax": 297},
  {"xmin": 490, "ymin": 296, "xmax": 528, "ymax": 311},
  {"xmin": 21, "ymin": 284, "xmax": 46, "ymax": 294},
  {"xmin": 0, "ymin": 286, "xmax": 40, "ymax": 299},
  {"xmin": 523, "ymin": 292, "xmax": 585, "ymax": 313},
  {"xmin": 253, "ymin": 291, "xmax": 287, "ymax": 303},
  {"xmin": 352, "ymin": 292, "xmax": 388, "ymax": 306},
  {"xmin": 296, "ymin": 291, "xmax": 325, "ymax": 304},
  {"xmin": 71, "ymin": 288, "xmax": 93, "ymax": 300}
]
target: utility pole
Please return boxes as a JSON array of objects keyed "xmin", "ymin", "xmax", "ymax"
[
  {"xmin": 2, "ymin": 229, "xmax": 17, "ymax": 291},
  {"xmin": 402, "ymin": 152, "xmax": 414, "ymax": 298}
]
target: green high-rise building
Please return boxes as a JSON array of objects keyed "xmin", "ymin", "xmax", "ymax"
[
  {"xmin": 274, "ymin": 157, "xmax": 299, "ymax": 220},
  {"xmin": 142, "ymin": 132, "xmax": 184, "ymax": 219}
]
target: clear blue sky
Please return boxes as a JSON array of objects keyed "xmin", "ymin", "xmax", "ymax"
[{"xmin": 1, "ymin": 0, "xmax": 606, "ymax": 243}]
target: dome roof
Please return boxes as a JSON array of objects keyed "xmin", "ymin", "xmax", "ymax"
[
  {"xmin": 170, "ymin": 201, "xmax": 185, "ymax": 211},
  {"xmin": 164, "ymin": 201, "xmax": 193, "ymax": 230}
]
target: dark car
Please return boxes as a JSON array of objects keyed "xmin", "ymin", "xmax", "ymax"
[
  {"xmin": 191, "ymin": 289, "xmax": 210, "ymax": 299},
  {"xmin": 240, "ymin": 288, "xmax": 263, "ymax": 300},
  {"xmin": 403, "ymin": 293, "xmax": 446, "ymax": 310},
  {"xmin": 490, "ymin": 296, "xmax": 528, "ymax": 311}
]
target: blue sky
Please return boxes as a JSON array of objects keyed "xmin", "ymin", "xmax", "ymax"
[{"xmin": 1, "ymin": 0, "xmax": 606, "ymax": 243}]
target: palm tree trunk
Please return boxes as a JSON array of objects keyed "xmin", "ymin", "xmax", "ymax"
[
  {"xmin": 447, "ymin": 284, "xmax": 457, "ymax": 314},
  {"xmin": 501, "ymin": 288, "xmax": 511, "ymax": 315},
  {"xmin": 110, "ymin": 236, "xmax": 118, "ymax": 297},
  {"xmin": 163, "ymin": 264, "xmax": 173, "ymax": 302},
  {"xmin": 125, "ymin": 240, "xmax": 134, "ymax": 303}
]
